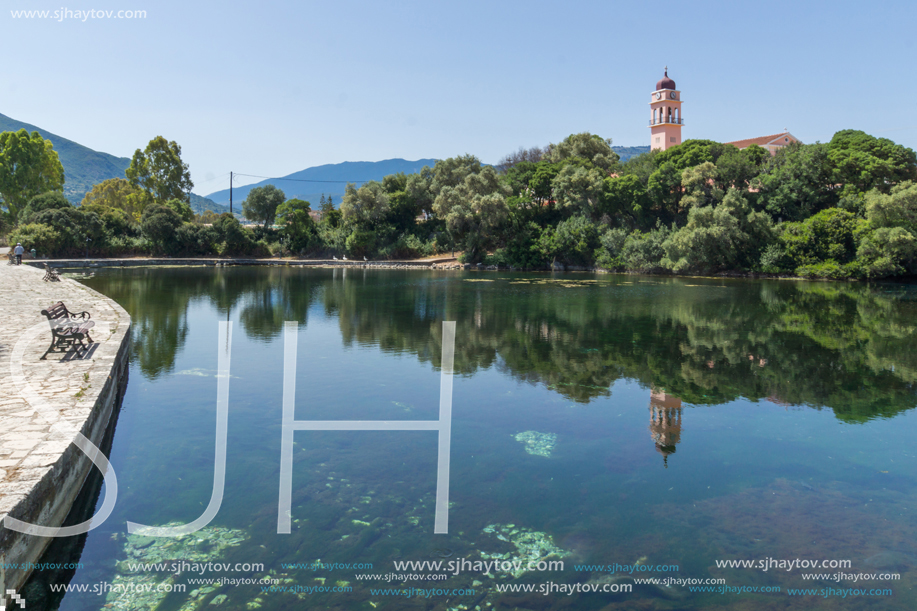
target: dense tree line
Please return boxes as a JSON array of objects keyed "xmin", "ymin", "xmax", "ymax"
[{"xmin": 2, "ymin": 129, "xmax": 916, "ymax": 278}]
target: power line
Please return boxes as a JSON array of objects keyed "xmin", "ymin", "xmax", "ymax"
[
  {"xmin": 193, "ymin": 172, "xmax": 231, "ymax": 185},
  {"xmin": 232, "ymin": 172, "xmax": 372, "ymax": 184}
]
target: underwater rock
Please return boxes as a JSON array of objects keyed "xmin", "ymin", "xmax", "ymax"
[
  {"xmin": 513, "ymin": 431, "xmax": 557, "ymax": 457},
  {"xmin": 102, "ymin": 521, "xmax": 248, "ymax": 611},
  {"xmin": 480, "ymin": 524, "xmax": 570, "ymax": 578}
]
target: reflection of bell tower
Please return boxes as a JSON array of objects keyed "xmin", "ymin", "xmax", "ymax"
[{"xmin": 649, "ymin": 388, "xmax": 683, "ymax": 467}]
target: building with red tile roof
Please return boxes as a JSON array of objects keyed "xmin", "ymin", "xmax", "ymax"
[{"xmin": 725, "ymin": 132, "xmax": 801, "ymax": 155}]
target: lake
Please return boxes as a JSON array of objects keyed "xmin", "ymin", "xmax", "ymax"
[{"xmin": 24, "ymin": 267, "xmax": 917, "ymax": 610}]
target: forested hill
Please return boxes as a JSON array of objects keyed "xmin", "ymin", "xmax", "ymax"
[
  {"xmin": 0, "ymin": 112, "xmax": 225, "ymax": 214},
  {"xmin": 612, "ymin": 145, "xmax": 650, "ymax": 162},
  {"xmin": 0, "ymin": 112, "xmax": 131, "ymax": 204},
  {"xmin": 205, "ymin": 159, "xmax": 438, "ymax": 207}
]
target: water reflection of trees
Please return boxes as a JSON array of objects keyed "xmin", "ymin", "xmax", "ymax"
[{"xmin": 86, "ymin": 269, "xmax": 917, "ymax": 422}]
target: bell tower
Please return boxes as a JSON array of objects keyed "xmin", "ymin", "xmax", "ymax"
[{"xmin": 649, "ymin": 67, "xmax": 683, "ymax": 151}]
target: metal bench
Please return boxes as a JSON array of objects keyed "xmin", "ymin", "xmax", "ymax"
[
  {"xmin": 40, "ymin": 301, "xmax": 94, "ymax": 360},
  {"xmin": 43, "ymin": 263, "xmax": 61, "ymax": 282}
]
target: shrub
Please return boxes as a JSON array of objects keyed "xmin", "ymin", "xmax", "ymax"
[
  {"xmin": 385, "ymin": 233, "xmax": 425, "ymax": 259},
  {"xmin": 595, "ymin": 228, "xmax": 628, "ymax": 270},
  {"xmin": 537, "ymin": 215, "xmax": 601, "ymax": 267},
  {"xmin": 621, "ymin": 223, "xmax": 672, "ymax": 273},
  {"xmin": 855, "ymin": 226, "xmax": 917, "ymax": 277},
  {"xmin": 345, "ymin": 228, "xmax": 377, "ymax": 258},
  {"xmin": 19, "ymin": 192, "xmax": 72, "ymax": 224},
  {"xmin": 757, "ymin": 243, "xmax": 789, "ymax": 273},
  {"xmin": 795, "ymin": 261, "xmax": 860, "ymax": 280},
  {"xmin": 175, "ymin": 223, "xmax": 218, "ymax": 256},
  {"xmin": 214, "ymin": 214, "xmax": 255, "ymax": 255},
  {"xmin": 141, "ymin": 205, "xmax": 183, "ymax": 253},
  {"xmin": 9, "ymin": 223, "xmax": 61, "ymax": 256},
  {"xmin": 780, "ymin": 208, "xmax": 861, "ymax": 269}
]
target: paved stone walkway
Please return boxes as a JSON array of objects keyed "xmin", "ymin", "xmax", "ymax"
[{"xmin": 0, "ymin": 262, "xmax": 129, "ymax": 524}]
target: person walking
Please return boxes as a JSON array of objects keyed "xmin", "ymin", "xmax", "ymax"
[{"xmin": 13, "ymin": 242, "xmax": 24, "ymax": 265}]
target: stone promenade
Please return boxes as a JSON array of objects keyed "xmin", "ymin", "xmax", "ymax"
[{"xmin": 0, "ymin": 260, "xmax": 130, "ymax": 599}]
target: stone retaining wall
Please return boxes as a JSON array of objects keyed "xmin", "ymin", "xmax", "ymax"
[
  {"xmin": 26, "ymin": 257, "xmax": 458, "ymax": 269},
  {"xmin": 0, "ymin": 262, "xmax": 131, "ymax": 605}
]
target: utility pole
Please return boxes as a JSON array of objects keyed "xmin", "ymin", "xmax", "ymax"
[{"xmin": 230, "ymin": 171, "xmax": 233, "ymax": 216}]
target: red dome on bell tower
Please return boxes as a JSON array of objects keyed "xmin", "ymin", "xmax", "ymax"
[{"xmin": 656, "ymin": 67, "xmax": 676, "ymax": 91}]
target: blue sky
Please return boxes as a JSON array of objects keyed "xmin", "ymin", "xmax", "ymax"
[{"xmin": 2, "ymin": 0, "xmax": 915, "ymax": 192}]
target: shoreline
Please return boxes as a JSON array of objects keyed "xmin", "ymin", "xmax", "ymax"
[
  {"xmin": 0, "ymin": 263, "xmax": 131, "ymax": 604},
  {"xmin": 22, "ymin": 257, "xmax": 913, "ymax": 283}
]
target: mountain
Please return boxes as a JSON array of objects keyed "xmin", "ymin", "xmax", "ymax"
[
  {"xmin": 0, "ymin": 112, "xmax": 226, "ymax": 213},
  {"xmin": 205, "ymin": 151, "xmax": 655, "ymax": 209},
  {"xmin": 613, "ymin": 145, "xmax": 651, "ymax": 162},
  {"xmin": 205, "ymin": 159, "xmax": 439, "ymax": 207}
]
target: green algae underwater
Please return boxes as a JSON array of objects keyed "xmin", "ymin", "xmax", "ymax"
[{"xmin": 21, "ymin": 267, "xmax": 917, "ymax": 611}]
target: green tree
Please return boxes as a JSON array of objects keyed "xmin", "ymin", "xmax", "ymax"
[
  {"xmin": 618, "ymin": 150, "xmax": 658, "ymax": 183},
  {"xmin": 779, "ymin": 208, "xmax": 863, "ymax": 276},
  {"xmin": 276, "ymin": 198, "xmax": 311, "ymax": 222},
  {"xmin": 680, "ymin": 162, "xmax": 723, "ymax": 209},
  {"xmin": 164, "ymin": 198, "xmax": 194, "ymax": 222},
  {"xmin": 126, "ymin": 136, "xmax": 194, "ymax": 203},
  {"xmin": 543, "ymin": 133, "xmax": 619, "ymax": 171},
  {"xmin": 141, "ymin": 204, "xmax": 183, "ymax": 253},
  {"xmin": 430, "ymin": 155, "xmax": 483, "ymax": 193},
  {"xmin": 715, "ymin": 144, "xmax": 769, "ymax": 191},
  {"xmin": 91, "ymin": 207, "xmax": 138, "ymax": 239},
  {"xmin": 537, "ymin": 215, "xmax": 601, "ymax": 267},
  {"xmin": 595, "ymin": 227, "xmax": 628, "ymax": 269},
  {"xmin": 19, "ymin": 191, "xmax": 72, "ymax": 224},
  {"xmin": 621, "ymin": 222, "xmax": 672, "ymax": 273},
  {"xmin": 340, "ymin": 181, "xmax": 390, "ymax": 225},
  {"xmin": 276, "ymin": 198, "xmax": 319, "ymax": 253},
  {"xmin": 653, "ymin": 139, "xmax": 727, "ymax": 170},
  {"xmin": 80, "ymin": 178, "xmax": 152, "ymax": 221},
  {"xmin": 603, "ymin": 174, "xmax": 651, "ymax": 227},
  {"xmin": 432, "ymin": 166, "xmax": 510, "ymax": 261},
  {"xmin": 242, "ymin": 184, "xmax": 285, "ymax": 227},
  {"xmin": 528, "ymin": 163, "xmax": 563, "ymax": 202},
  {"xmin": 753, "ymin": 142, "xmax": 836, "ymax": 221},
  {"xmin": 381, "ymin": 172, "xmax": 408, "ymax": 194},
  {"xmin": 856, "ymin": 227, "xmax": 917, "ymax": 277},
  {"xmin": 214, "ymin": 213, "xmax": 254, "ymax": 255},
  {"xmin": 0, "ymin": 129, "xmax": 65, "ymax": 222},
  {"xmin": 647, "ymin": 161, "xmax": 684, "ymax": 219},
  {"xmin": 26, "ymin": 203, "xmax": 103, "ymax": 254},
  {"xmin": 854, "ymin": 181, "xmax": 917, "ymax": 277},
  {"xmin": 550, "ymin": 165, "xmax": 607, "ymax": 217},
  {"xmin": 829, "ymin": 130, "xmax": 917, "ymax": 196},
  {"xmin": 864, "ymin": 181, "xmax": 917, "ymax": 232},
  {"xmin": 9, "ymin": 223, "xmax": 61, "ymax": 256},
  {"xmin": 197, "ymin": 209, "xmax": 221, "ymax": 225},
  {"xmin": 661, "ymin": 188, "xmax": 773, "ymax": 273},
  {"xmin": 385, "ymin": 190, "xmax": 421, "ymax": 233},
  {"xmin": 406, "ymin": 172, "xmax": 435, "ymax": 213}
]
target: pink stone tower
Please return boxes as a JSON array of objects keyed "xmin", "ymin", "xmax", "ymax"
[{"xmin": 649, "ymin": 67, "xmax": 683, "ymax": 151}]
